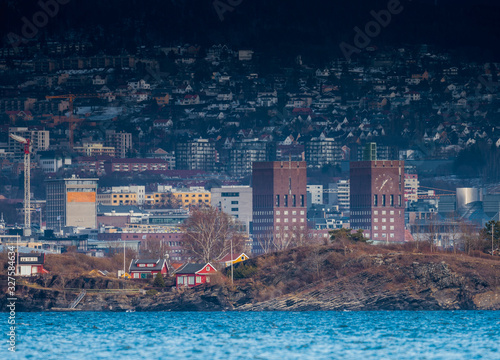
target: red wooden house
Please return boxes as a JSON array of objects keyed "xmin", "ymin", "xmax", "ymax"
[
  {"xmin": 18, "ymin": 253, "xmax": 48, "ymax": 276},
  {"xmin": 129, "ymin": 259, "xmax": 168, "ymax": 279},
  {"xmin": 175, "ymin": 263, "xmax": 217, "ymax": 288}
]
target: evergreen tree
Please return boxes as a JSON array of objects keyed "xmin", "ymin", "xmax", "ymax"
[{"xmin": 153, "ymin": 272, "xmax": 166, "ymax": 288}]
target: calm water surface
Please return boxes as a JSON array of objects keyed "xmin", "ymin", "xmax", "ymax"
[{"xmin": 2, "ymin": 311, "xmax": 499, "ymax": 359}]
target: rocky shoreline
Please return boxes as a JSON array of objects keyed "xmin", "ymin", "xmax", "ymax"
[{"xmin": 2, "ymin": 249, "xmax": 500, "ymax": 312}]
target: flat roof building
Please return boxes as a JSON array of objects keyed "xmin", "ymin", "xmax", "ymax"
[{"xmin": 46, "ymin": 176, "xmax": 98, "ymax": 230}]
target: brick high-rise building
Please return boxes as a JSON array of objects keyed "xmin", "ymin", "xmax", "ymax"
[
  {"xmin": 252, "ymin": 161, "xmax": 307, "ymax": 254},
  {"xmin": 350, "ymin": 160, "xmax": 405, "ymax": 242}
]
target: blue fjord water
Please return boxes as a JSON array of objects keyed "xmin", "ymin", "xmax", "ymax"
[{"xmin": 2, "ymin": 311, "xmax": 499, "ymax": 359}]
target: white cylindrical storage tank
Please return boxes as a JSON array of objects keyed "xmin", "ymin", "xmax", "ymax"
[{"xmin": 456, "ymin": 187, "xmax": 479, "ymax": 209}]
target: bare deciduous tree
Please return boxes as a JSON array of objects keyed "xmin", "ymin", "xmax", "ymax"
[
  {"xmin": 446, "ymin": 212, "xmax": 462, "ymax": 254},
  {"xmin": 273, "ymin": 226, "xmax": 295, "ymax": 252},
  {"xmin": 181, "ymin": 206, "xmax": 244, "ymax": 263},
  {"xmin": 141, "ymin": 239, "xmax": 169, "ymax": 259},
  {"xmin": 256, "ymin": 230, "xmax": 275, "ymax": 255},
  {"xmin": 291, "ymin": 226, "xmax": 314, "ymax": 247},
  {"xmin": 459, "ymin": 220, "xmax": 481, "ymax": 255}
]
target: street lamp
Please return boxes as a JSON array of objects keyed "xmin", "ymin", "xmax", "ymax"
[
  {"xmin": 230, "ymin": 235, "xmax": 234, "ymax": 285},
  {"xmin": 492, "ymin": 223, "xmax": 494, "ymax": 256},
  {"xmin": 119, "ymin": 238, "xmax": 126, "ymax": 278}
]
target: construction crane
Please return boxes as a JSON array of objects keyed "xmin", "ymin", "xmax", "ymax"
[
  {"xmin": 46, "ymin": 94, "xmax": 100, "ymax": 148},
  {"xmin": 419, "ymin": 186, "xmax": 456, "ymax": 194},
  {"xmin": 46, "ymin": 93, "xmax": 101, "ymax": 115},
  {"xmin": 10, "ymin": 134, "xmax": 31, "ymax": 236},
  {"xmin": 417, "ymin": 186, "xmax": 456, "ymax": 200}
]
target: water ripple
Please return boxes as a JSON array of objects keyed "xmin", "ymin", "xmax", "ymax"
[{"xmin": 1, "ymin": 311, "xmax": 499, "ymax": 359}]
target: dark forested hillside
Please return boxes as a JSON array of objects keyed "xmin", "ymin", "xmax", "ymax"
[{"xmin": 1, "ymin": 0, "xmax": 499, "ymax": 61}]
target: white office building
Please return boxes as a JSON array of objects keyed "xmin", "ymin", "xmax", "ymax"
[
  {"xmin": 211, "ymin": 186, "xmax": 252, "ymax": 234},
  {"xmin": 307, "ymin": 185, "xmax": 324, "ymax": 205}
]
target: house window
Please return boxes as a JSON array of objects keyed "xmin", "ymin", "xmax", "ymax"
[
  {"xmin": 206, "ymin": 277, "xmax": 210, "ymax": 283},
  {"xmin": 398, "ymin": 195, "xmax": 402, "ymax": 207},
  {"xmin": 188, "ymin": 276, "xmax": 194, "ymax": 285},
  {"xmin": 196, "ymin": 276, "xmax": 202, "ymax": 283},
  {"xmin": 382, "ymin": 195, "xmax": 386, "ymax": 206},
  {"xmin": 292, "ymin": 195, "xmax": 296, "ymax": 207},
  {"xmin": 284, "ymin": 195, "xmax": 288, "ymax": 207},
  {"xmin": 276, "ymin": 195, "xmax": 280, "ymax": 207},
  {"xmin": 390, "ymin": 195, "xmax": 394, "ymax": 206},
  {"xmin": 178, "ymin": 276, "xmax": 184, "ymax": 284},
  {"xmin": 374, "ymin": 195, "xmax": 378, "ymax": 206},
  {"xmin": 300, "ymin": 195, "xmax": 304, "ymax": 207}
]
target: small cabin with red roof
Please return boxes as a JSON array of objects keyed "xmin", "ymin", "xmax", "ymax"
[
  {"xmin": 129, "ymin": 259, "xmax": 168, "ymax": 279},
  {"xmin": 175, "ymin": 263, "xmax": 217, "ymax": 288}
]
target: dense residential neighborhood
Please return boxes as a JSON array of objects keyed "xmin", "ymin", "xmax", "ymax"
[
  {"xmin": 1, "ymin": 2, "xmax": 500, "ymax": 359},
  {"xmin": 1, "ymin": 41, "xmax": 500, "ymax": 273}
]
